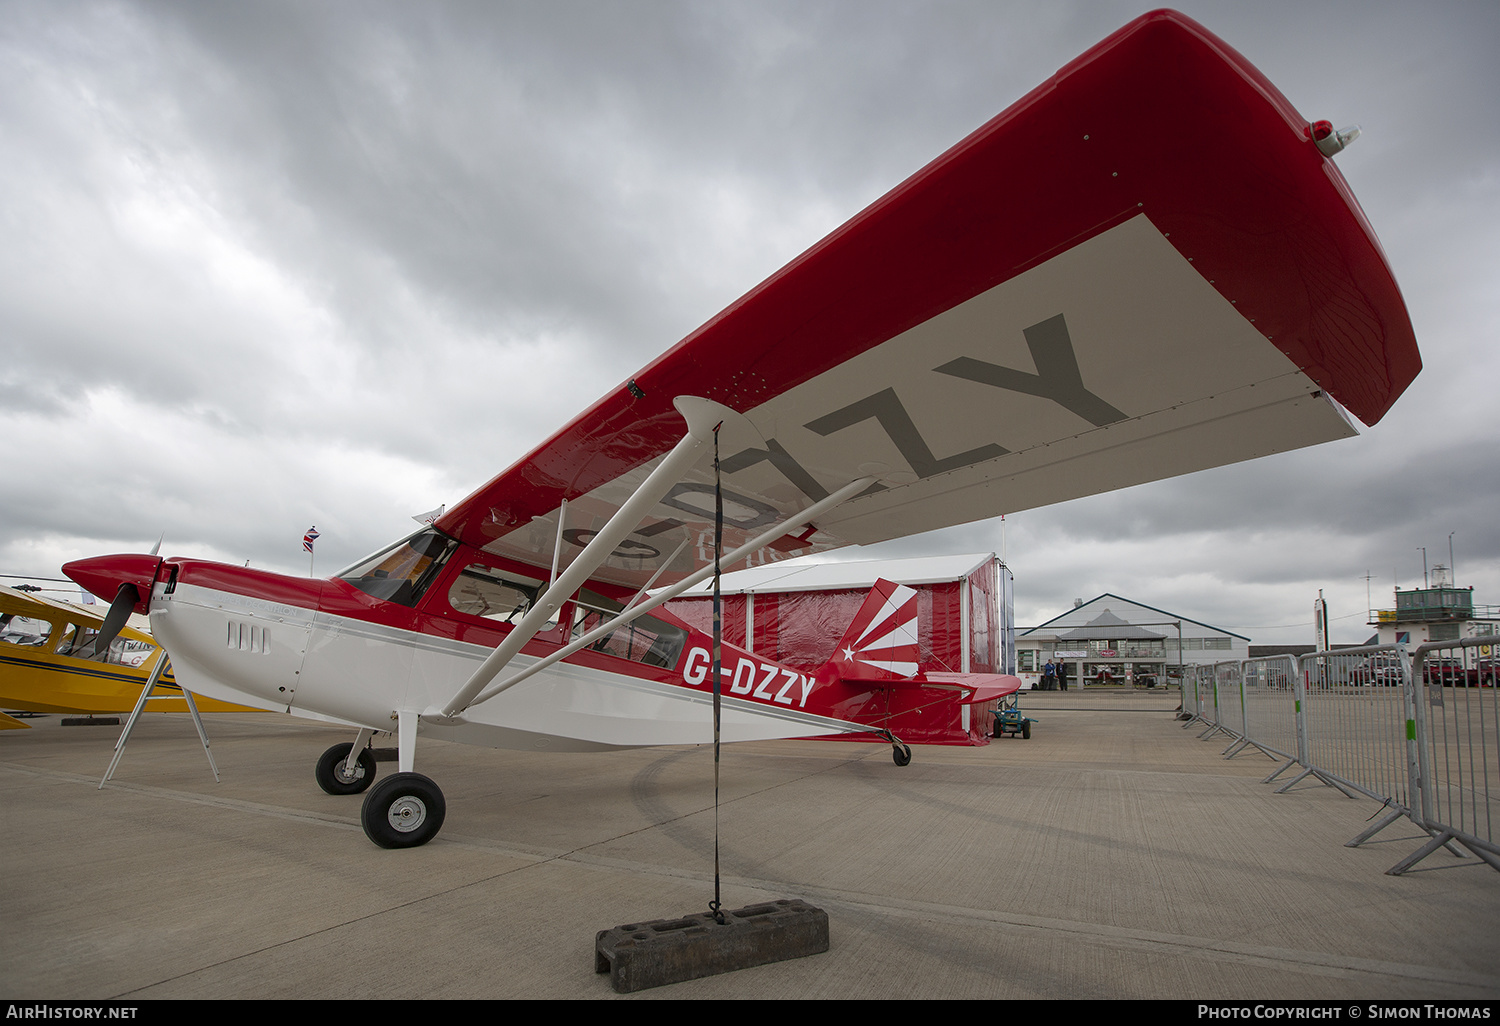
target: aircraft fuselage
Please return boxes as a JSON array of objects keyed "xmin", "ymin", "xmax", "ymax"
[{"xmin": 66, "ymin": 544, "xmax": 873, "ymax": 758}]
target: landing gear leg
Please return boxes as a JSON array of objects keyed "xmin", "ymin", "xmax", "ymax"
[{"xmin": 358, "ymin": 709, "xmax": 445, "ymax": 848}]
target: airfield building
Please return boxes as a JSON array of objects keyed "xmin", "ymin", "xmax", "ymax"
[
  {"xmin": 1368, "ymin": 565, "xmax": 1499, "ymax": 645},
  {"xmin": 1018, "ymin": 594, "xmax": 1249, "ymax": 688}
]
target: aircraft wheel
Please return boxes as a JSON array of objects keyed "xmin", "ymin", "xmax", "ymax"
[
  {"xmin": 315, "ymin": 742, "xmax": 377, "ymax": 795},
  {"xmin": 1021, "ymin": 720, "xmax": 1032, "ymax": 740},
  {"xmin": 892, "ymin": 744, "xmax": 912, "ymax": 767},
  {"xmin": 361, "ymin": 772, "xmax": 446, "ymax": 849}
]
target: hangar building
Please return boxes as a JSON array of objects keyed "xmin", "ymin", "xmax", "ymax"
[{"xmin": 1018, "ymin": 594, "xmax": 1248, "ymax": 688}]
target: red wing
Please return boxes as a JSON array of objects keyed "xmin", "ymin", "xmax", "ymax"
[{"xmin": 436, "ymin": 10, "xmax": 1418, "ymax": 590}]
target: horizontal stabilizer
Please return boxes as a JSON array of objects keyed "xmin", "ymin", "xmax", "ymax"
[{"xmin": 924, "ymin": 673, "xmax": 1024, "ymax": 705}]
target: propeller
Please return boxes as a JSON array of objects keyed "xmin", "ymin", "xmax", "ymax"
[
  {"xmin": 86, "ymin": 535, "xmax": 162, "ymax": 659},
  {"xmin": 92, "ymin": 582, "xmax": 141, "ymax": 659}
]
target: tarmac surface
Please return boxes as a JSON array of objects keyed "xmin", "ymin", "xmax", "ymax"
[{"xmin": 3, "ymin": 688, "xmax": 1498, "ymax": 1000}]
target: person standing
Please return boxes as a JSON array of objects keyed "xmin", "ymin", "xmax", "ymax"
[
  {"xmin": 1057, "ymin": 659, "xmax": 1068, "ymax": 691},
  {"xmin": 1043, "ymin": 658, "xmax": 1056, "ymax": 690}
]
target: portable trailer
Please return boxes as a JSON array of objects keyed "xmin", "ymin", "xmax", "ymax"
[{"xmin": 992, "ymin": 694, "xmax": 1034, "ymax": 740}]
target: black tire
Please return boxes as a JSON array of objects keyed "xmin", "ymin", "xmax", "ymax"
[
  {"xmin": 1021, "ymin": 720, "xmax": 1031, "ymax": 740},
  {"xmin": 361, "ymin": 772, "xmax": 446, "ymax": 849},
  {"xmin": 892, "ymin": 744, "xmax": 912, "ymax": 767},
  {"xmin": 315, "ymin": 742, "xmax": 377, "ymax": 795}
]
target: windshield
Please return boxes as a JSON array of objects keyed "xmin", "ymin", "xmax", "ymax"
[{"xmin": 341, "ymin": 529, "xmax": 457, "ymax": 606}]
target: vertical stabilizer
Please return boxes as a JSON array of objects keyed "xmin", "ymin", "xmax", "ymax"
[{"xmin": 831, "ymin": 579, "xmax": 921, "ymax": 680}]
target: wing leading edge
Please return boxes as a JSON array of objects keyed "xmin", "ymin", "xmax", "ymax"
[{"xmin": 436, "ymin": 9, "xmax": 1418, "ymax": 590}]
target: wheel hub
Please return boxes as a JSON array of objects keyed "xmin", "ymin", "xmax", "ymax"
[
  {"xmin": 336, "ymin": 762, "xmax": 364, "ymax": 784},
  {"xmin": 387, "ymin": 795, "xmax": 428, "ymax": 833}
]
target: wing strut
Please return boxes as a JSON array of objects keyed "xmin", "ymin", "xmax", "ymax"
[
  {"xmin": 438, "ymin": 396, "xmax": 733, "ymax": 719},
  {"xmin": 548, "ymin": 498, "xmax": 568, "ymax": 587},
  {"xmin": 449, "ymin": 471, "xmax": 878, "ymax": 714},
  {"xmin": 622, "ymin": 534, "xmax": 693, "ymax": 611}
]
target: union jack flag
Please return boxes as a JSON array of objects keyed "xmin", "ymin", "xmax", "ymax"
[{"xmin": 302, "ymin": 526, "xmax": 319, "ymax": 553}]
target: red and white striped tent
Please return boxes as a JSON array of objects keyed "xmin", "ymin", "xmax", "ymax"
[{"xmin": 666, "ymin": 553, "xmax": 1013, "ymax": 745}]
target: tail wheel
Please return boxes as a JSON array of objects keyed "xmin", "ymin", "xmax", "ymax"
[
  {"xmin": 315, "ymin": 742, "xmax": 377, "ymax": 795},
  {"xmin": 361, "ymin": 772, "xmax": 446, "ymax": 849},
  {"xmin": 892, "ymin": 744, "xmax": 912, "ymax": 767}
]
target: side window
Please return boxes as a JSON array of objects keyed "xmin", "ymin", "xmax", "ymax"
[
  {"xmin": 54, "ymin": 623, "xmax": 101, "ymax": 659},
  {"xmin": 0, "ymin": 615, "xmax": 52, "ymax": 649},
  {"xmin": 50, "ymin": 624, "xmax": 149, "ymax": 664},
  {"xmin": 571, "ymin": 590, "xmax": 687, "ymax": 670},
  {"xmin": 447, "ymin": 565, "xmax": 556, "ymax": 630}
]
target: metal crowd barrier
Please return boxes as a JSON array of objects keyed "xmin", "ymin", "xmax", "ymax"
[
  {"xmin": 1403, "ymin": 638, "xmax": 1500, "ymax": 874},
  {"xmin": 1291, "ymin": 645, "xmax": 1415, "ymax": 812},
  {"xmin": 1236, "ymin": 655, "xmax": 1299, "ymax": 768},
  {"xmin": 1207, "ymin": 661, "xmax": 1244, "ymax": 742},
  {"xmin": 1179, "ymin": 663, "xmax": 1209, "ymax": 724},
  {"xmin": 1182, "ymin": 662, "xmax": 1222, "ymax": 733},
  {"xmin": 1176, "ymin": 642, "xmax": 1498, "ymax": 876}
]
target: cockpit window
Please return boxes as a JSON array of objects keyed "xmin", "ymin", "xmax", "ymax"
[
  {"xmin": 341, "ymin": 530, "xmax": 457, "ymax": 606},
  {"xmin": 447, "ymin": 564, "xmax": 557, "ymax": 631}
]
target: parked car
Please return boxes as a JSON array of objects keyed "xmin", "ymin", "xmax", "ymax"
[
  {"xmin": 1424, "ymin": 656, "xmax": 1500, "ymax": 687},
  {"xmin": 1353, "ymin": 657, "xmax": 1403, "ymax": 686},
  {"xmin": 1423, "ymin": 657, "xmax": 1472, "ymax": 687}
]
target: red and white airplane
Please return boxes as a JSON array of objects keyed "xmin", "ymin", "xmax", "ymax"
[{"xmin": 64, "ymin": 11, "xmax": 1419, "ymax": 848}]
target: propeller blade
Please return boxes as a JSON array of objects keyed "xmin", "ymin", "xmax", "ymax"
[{"xmin": 94, "ymin": 582, "xmax": 140, "ymax": 659}]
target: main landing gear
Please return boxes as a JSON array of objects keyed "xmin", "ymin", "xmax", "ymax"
[
  {"xmin": 314, "ymin": 735, "xmax": 448, "ymax": 848},
  {"xmin": 361, "ymin": 773, "xmax": 446, "ymax": 849}
]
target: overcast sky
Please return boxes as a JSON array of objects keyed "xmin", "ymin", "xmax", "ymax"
[{"xmin": 2, "ymin": 0, "xmax": 1496, "ymax": 645}]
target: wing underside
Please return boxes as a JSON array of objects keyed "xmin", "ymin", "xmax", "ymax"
[{"xmin": 435, "ymin": 11, "xmax": 1417, "ymax": 591}]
